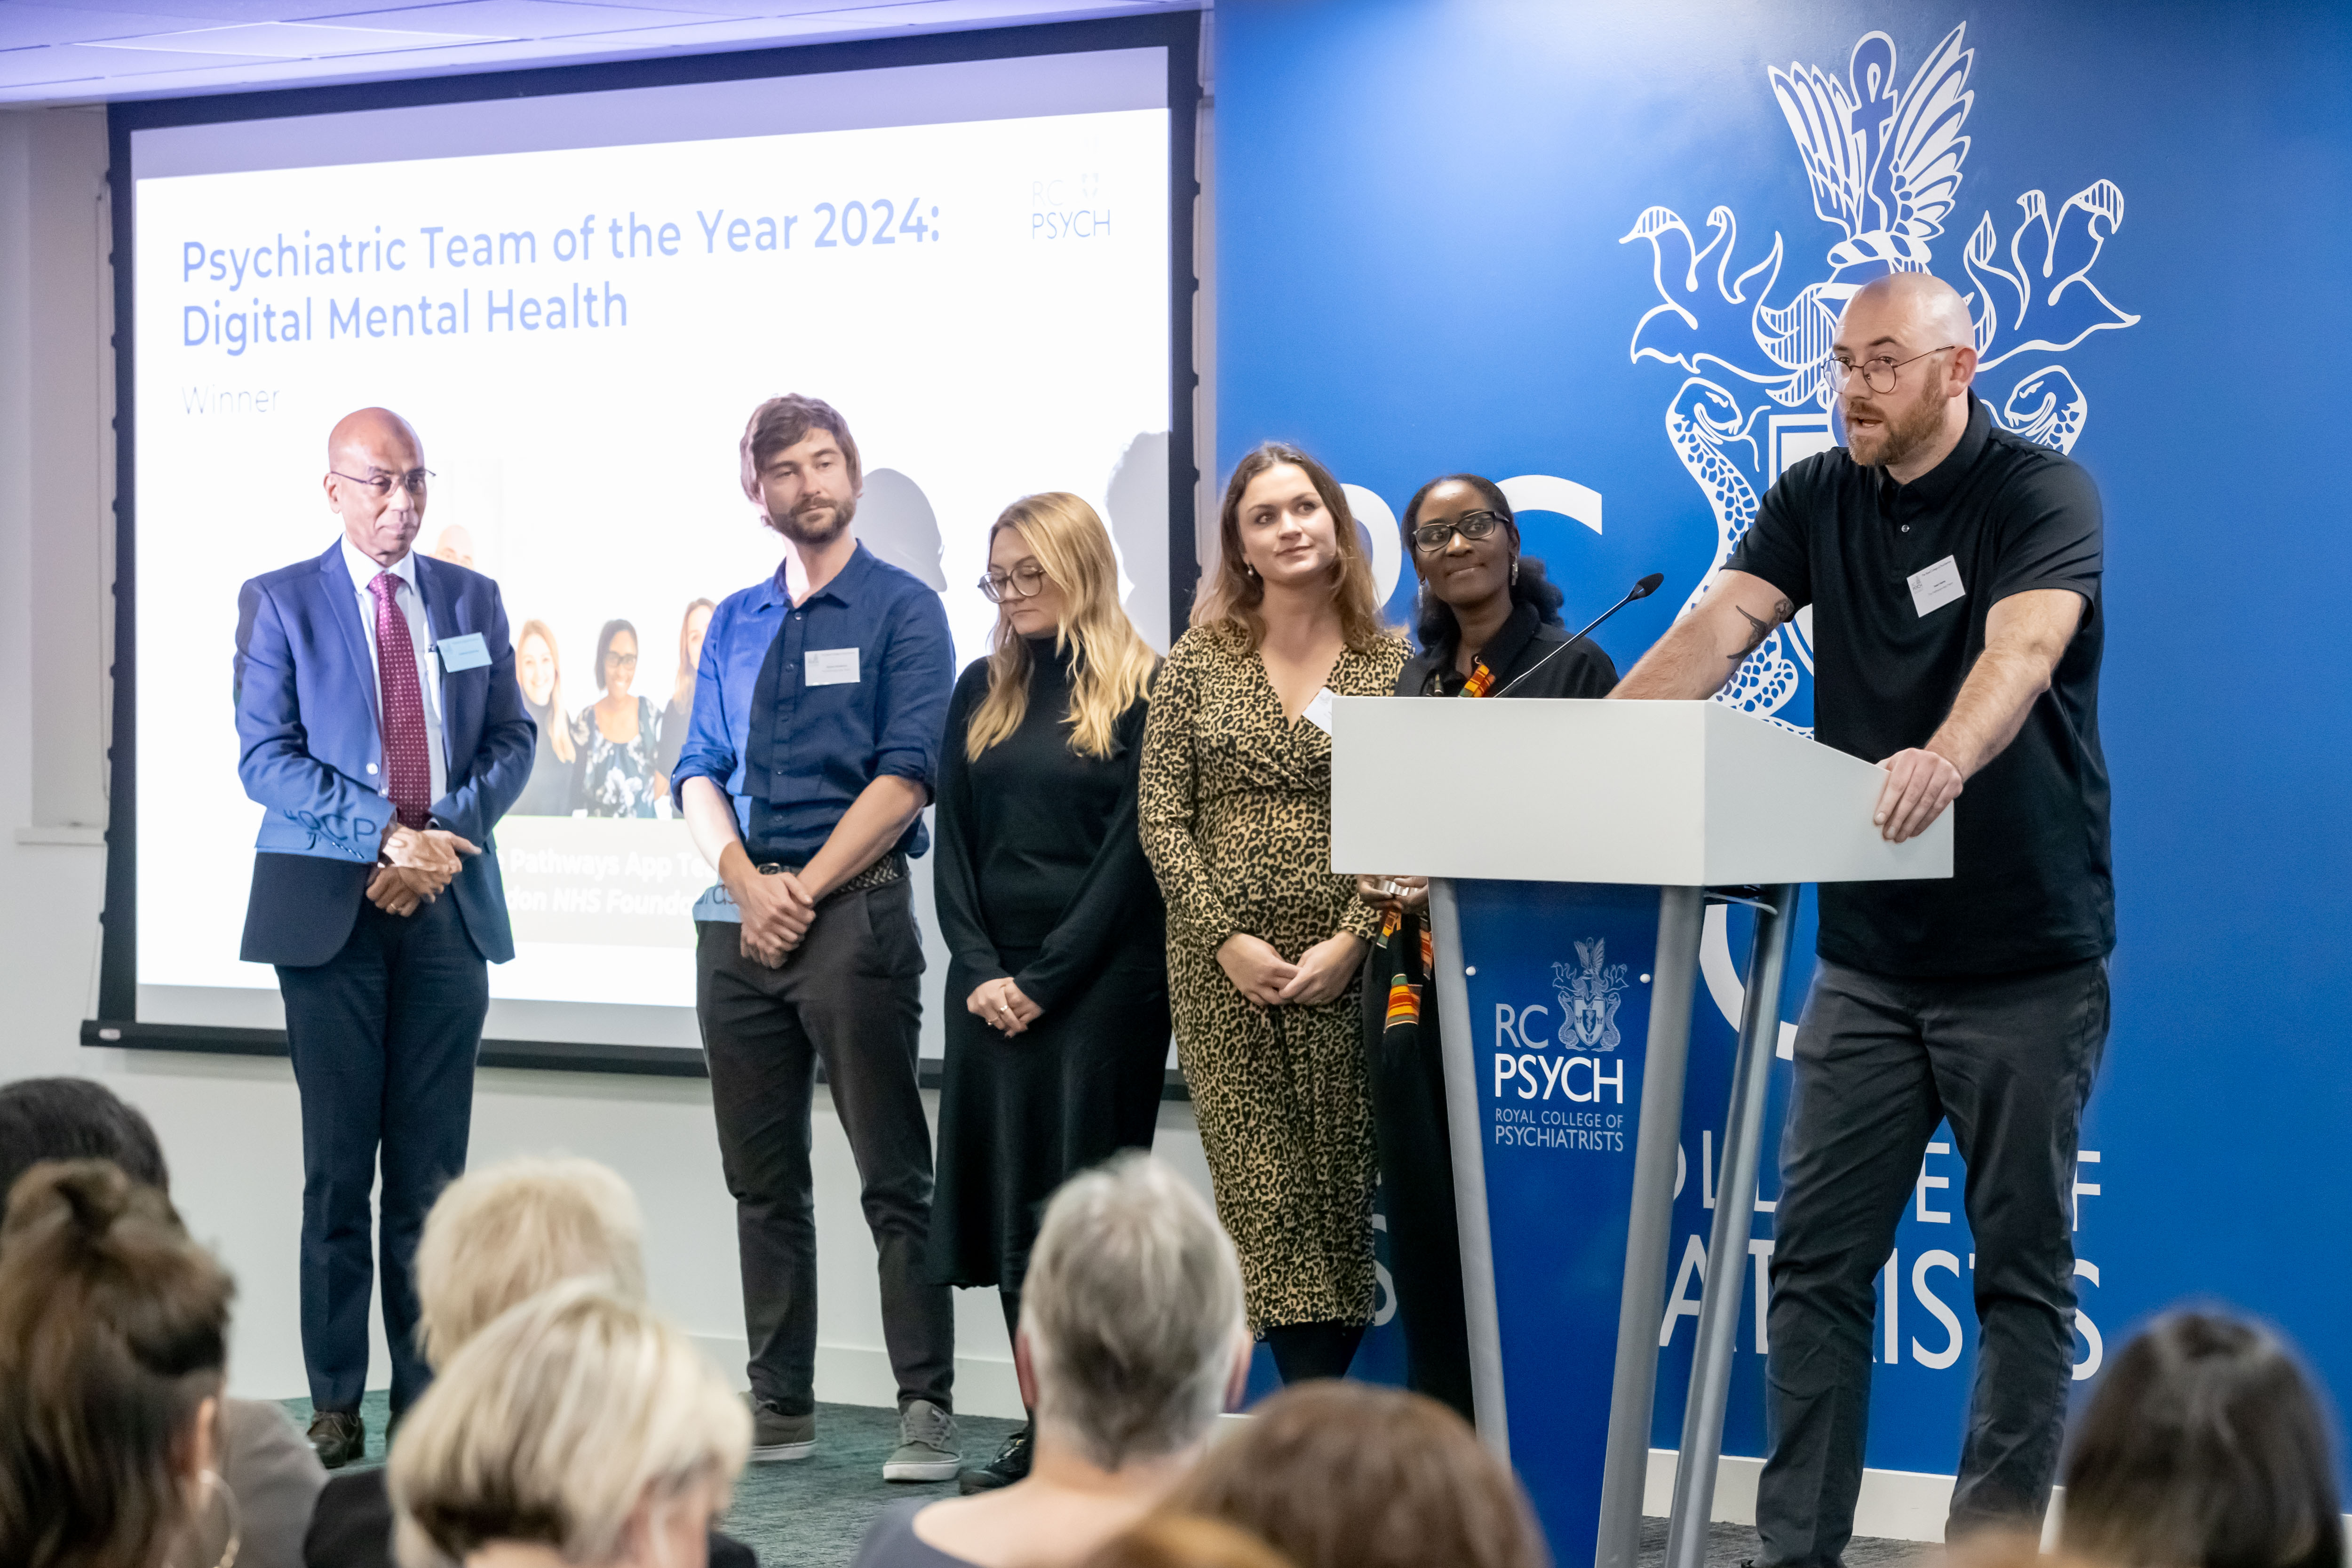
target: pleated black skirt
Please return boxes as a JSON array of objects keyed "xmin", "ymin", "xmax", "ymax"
[{"xmin": 926, "ymin": 946, "xmax": 1172, "ymax": 1293}]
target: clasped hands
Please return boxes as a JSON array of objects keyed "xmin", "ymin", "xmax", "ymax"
[
  {"xmin": 727, "ymin": 856, "xmax": 816, "ymax": 970},
  {"xmin": 1216, "ymin": 930, "xmax": 1366, "ymax": 1008},
  {"xmin": 369, "ymin": 823, "xmax": 481, "ymax": 916},
  {"xmin": 966, "ymin": 976, "xmax": 1042, "ymax": 1037}
]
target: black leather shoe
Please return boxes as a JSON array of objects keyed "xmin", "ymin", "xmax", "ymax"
[
  {"xmin": 957, "ymin": 1425, "xmax": 1032, "ymax": 1494},
  {"xmin": 307, "ymin": 1409, "xmax": 366, "ymax": 1469}
]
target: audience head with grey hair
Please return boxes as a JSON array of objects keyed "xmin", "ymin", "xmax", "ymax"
[
  {"xmin": 389, "ymin": 1282, "xmax": 749, "ymax": 1568},
  {"xmin": 851, "ymin": 1154, "xmax": 1251, "ymax": 1568}
]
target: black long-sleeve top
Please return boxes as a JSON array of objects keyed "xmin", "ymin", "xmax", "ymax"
[{"xmin": 933, "ymin": 637, "xmax": 1164, "ymax": 1012}]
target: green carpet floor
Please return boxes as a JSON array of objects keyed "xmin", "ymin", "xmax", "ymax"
[
  {"xmin": 283, "ymin": 1393, "xmax": 1023, "ymax": 1568},
  {"xmin": 286, "ymin": 1395, "xmax": 1935, "ymax": 1568}
]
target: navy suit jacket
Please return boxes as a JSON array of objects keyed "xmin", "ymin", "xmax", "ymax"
[{"xmin": 233, "ymin": 542, "xmax": 536, "ymax": 966}]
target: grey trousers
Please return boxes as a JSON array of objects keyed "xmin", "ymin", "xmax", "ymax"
[
  {"xmin": 695, "ymin": 877, "xmax": 955, "ymax": 1417},
  {"xmin": 1755, "ymin": 956, "xmax": 2109, "ymax": 1566}
]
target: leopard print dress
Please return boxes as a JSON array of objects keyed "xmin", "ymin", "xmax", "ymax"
[{"xmin": 1137, "ymin": 624, "xmax": 1410, "ymax": 1329}]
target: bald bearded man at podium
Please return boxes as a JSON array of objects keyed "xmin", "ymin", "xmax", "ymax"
[
  {"xmin": 232, "ymin": 407, "xmax": 535, "ymax": 1468},
  {"xmin": 1613, "ymin": 273, "xmax": 2111, "ymax": 1561}
]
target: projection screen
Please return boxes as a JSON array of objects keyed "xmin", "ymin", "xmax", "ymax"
[{"xmin": 95, "ymin": 19, "xmax": 1200, "ymax": 1072}]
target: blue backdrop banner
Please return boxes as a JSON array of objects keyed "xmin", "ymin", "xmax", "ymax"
[{"xmin": 1216, "ymin": 0, "xmax": 2352, "ymax": 1490}]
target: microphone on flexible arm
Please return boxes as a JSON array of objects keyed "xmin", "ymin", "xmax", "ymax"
[{"xmin": 1491, "ymin": 572, "xmax": 1666, "ymax": 697}]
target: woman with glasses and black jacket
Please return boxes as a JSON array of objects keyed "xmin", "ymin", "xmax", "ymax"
[{"xmin": 1355, "ymin": 473, "xmax": 1616, "ymax": 1420}]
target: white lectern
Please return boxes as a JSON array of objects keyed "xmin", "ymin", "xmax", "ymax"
[{"xmin": 1330, "ymin": 698, "xmax": 1950, "ymax": 1568}]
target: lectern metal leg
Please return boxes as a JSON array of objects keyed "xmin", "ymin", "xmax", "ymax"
[
  {"xmin": 1595, "ymin": 884, "xmax": 1706, "ymax": 1568},
  {"xmin": 1427, "ymin": 878, "xmax": 1510, "ymax": 1460},
  {"xmin": 1662, "ymin": 885, "xmax": 1803, "ymax": 1568}
]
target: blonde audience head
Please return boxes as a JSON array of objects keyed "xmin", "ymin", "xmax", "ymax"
[
  {"xmin": 1019, "ymin": 1151, "xmax": 1250, "ymax": 1469},
  {"xmin": 389, "ymin": 1282, "xmax": 748, "ymax": 1568},
  {"xmin": 412, "ymin": 1154, "xmax": 645, "ymax": 1369},
  {"xmin": 1168, "ymin": 1380, "xmax": 1548, "ymax": 1568}
]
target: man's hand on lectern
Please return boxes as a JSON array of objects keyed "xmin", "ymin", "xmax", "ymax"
[{"xmin": 1874, "ymin": 748, "xmax": 1963, "ymax": 843}]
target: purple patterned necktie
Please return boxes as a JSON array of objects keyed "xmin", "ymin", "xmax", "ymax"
[{"xmin": 368, "ymin": 571, "xmax": 432, "ymax": 830}]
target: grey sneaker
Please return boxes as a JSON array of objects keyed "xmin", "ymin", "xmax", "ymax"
[
  {"xmin": 883, "ymin": 1397, "xmax": 960, "ymax": 1482},
  {"xmin": 747, "ymin": 1395, "xmax": 816, "ymax": 1462}
]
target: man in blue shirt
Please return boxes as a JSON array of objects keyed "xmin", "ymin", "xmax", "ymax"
[{"xmin": 674, "ymin": 394, "xmax": 960, "ymax": 1481}]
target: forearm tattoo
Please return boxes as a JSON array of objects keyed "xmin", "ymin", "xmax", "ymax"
[{"xmin": 1725, "ymin": 598, "xmax": 1795, "ymax": 664}]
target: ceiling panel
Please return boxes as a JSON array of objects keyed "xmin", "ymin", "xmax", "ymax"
[
  {"xmin": 0, "ymin": 4, "xmax": 237, "ymax": 46},
  {"xmin": 351, "ymin": 0, "xmax": 733, "ymax": 39},
  {"xmin": 81, "ymin": 18, "xmax": 503, "ymax": 51},
  {"xmin": 0, "ymin": 0, "xmax": 1192, "ymax": 103}
]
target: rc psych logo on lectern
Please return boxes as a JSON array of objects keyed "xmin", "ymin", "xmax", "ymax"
[{"xmin": 1490, "ymin": 938, "xmax": 1636, "ymax": 1150}]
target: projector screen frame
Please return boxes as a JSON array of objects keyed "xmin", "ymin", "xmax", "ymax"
[{"xmin": 90, "ymin": 12, "xmax": 1205, "ymax": 1079}]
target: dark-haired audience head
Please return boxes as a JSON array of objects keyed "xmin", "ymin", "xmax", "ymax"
[
  {"xmin": 0, "ymin": 1160, "xmax": 233, "ymax": 1568},
  {"xmin": 1019, "ymin": 1153, "xmax": 1250, "ymax": 1472},
  {"xmin": 1169, "ymin": 1381, "xmax": 1548, "ymax": 1568},
  {"xmin": 0, "ymin": 1075, "xmax": 170, "ymax": 1203},
  {"xmin": 1401, "ymin": 474, "xmax": 1565, "ymax": 661},
  {"xmin": 1080, "ymin": 1515, "xmax": 1297, "ymax": 1568},
  {"xmin": 2061, "ymin": 1310, "xmax": 2343, "ymax": 1568}
]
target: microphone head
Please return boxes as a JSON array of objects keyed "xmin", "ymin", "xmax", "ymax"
[{"xmin": 1631, "ymin": 572, "xmax": 1665, "ymax": 599}]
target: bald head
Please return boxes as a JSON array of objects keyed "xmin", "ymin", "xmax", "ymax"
[
  {"xmin": 1840, "ymin": 271, "xmax": 1975, "ymax": 356},
  {"xmin": 325, "ymin": 407, "xmax": 428, "ymax": 567},
  {"xmin": 328, "ymin": 406, "xmax": 422, "ymax": 471},
  {"xmin": 1833, "ymin": 272, "xmax": 1978, "ymax": 482}
]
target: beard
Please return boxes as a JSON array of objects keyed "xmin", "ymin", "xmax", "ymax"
[
  {"xmin": 1843, "ymin": 387, "xmax": 1947, "ymax": 472},
  {"xmin": 771, "ymin": 492, "xmax": 857, "ymax": 545}
]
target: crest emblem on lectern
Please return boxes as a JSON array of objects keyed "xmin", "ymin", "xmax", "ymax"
[{"xmin": 1553, "ymin": 941, "xmax": 1628, "ymax": 1052}]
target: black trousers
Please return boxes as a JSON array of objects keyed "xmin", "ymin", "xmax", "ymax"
[
  {"xmin": 1756, "ymin": 957, "xmax": 2109, "ymax": 1566},
  {"xmin": 1367, "ymin": 1007, "xmax": 1476, "ymax": 1419},
  {"xmin": 278, "ymin": 894, "xmax": 486, "ymax": 1415},
  {"xmin": 695, "ymin": 876, "xmax": 954, "ymax": 1417}
]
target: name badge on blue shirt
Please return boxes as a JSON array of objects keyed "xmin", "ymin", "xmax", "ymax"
[
  {"xmin": 437, "ymin": 632, "xmax": 492, "ymax": 671},
  {"xmin": 806, "ymin": 647, "xmax": 861, "ymax": 686}
]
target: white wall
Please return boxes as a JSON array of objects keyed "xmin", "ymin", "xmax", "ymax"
[{"xmin": 0, "ymin": 102, "xmax": 1216, "ymax": 1416}]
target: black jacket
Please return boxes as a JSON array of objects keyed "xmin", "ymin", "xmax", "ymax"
[{"xmin": 1398, "ymin": 600, "xmax": 1618, "ymax": 699}]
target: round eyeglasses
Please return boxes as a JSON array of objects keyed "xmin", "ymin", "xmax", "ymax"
[
  {"xmin": 330, "ymin": 467, "xmax": 434, "ymax": 499},
  {"xmin": 1412, "ymin": 509, "xmax": 1508, "ymax": 554},
  {"xmin": 979, "ymin": 564, "xmax": 1050, "ymax": 602},
  {"xmin": 1828, "ymin": 345, "xmax": 1959, "ymax": 395}
]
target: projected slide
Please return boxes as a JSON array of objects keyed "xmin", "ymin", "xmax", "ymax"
[{"xmin": 129, "ymin": 49, "xmax": 1174, "ymax": 1035}]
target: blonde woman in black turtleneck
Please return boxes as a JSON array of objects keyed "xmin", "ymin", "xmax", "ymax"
[{"xmin": 928, "ymin": 492, "xmax": 1168, "ymax": 1493}]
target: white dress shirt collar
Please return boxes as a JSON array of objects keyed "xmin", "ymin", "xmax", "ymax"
[{"xmin": 341, "ymin": 533, "xmax": 419, "ymax": 600}]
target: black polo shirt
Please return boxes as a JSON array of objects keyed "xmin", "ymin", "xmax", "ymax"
[{"xmin": 1727, "ymin": 394, "xmax": 2112, "ymax": 977}]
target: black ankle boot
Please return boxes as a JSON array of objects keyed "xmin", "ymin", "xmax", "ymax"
[{"xmin": 957, "ymin": 1424, "xmax": 1033, "ymax": 1494}]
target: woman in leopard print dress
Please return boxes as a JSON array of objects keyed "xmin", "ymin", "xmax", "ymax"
[{"xmin": 1139, "ymin": 442, "xmax": 1408, "ymax": 1384}]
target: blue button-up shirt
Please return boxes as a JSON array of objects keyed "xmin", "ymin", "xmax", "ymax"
[{"xmin": 672, "ymin": 542, "xmax": 955, "ymax": 880}]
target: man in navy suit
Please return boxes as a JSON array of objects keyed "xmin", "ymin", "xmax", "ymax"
[{"xmin": 233, "ymin": 407, "xmax": 534, "ymax": 1467}]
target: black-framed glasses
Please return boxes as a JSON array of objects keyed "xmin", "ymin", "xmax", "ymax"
[
  {"xmin": 979, "ymin": 564, "xmax": 1050, "ymax": 602},
  {"xmin": 330, "ymin": 467, "xmax": 434, "ymax": 499},
  {"xmin": 1828, "ymin": 346, "xmax": 1958, "ymax": 395},
  {"xmin": 1412, "ymin": 509, "xmax": 1508, "ymax": 554}
]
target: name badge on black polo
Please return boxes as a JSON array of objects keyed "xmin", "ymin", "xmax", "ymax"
[
  {"xmin": 1907, "ymin": 556, "xmax": 1965, "ymax": 618},
  {"xmin": 806, "ymin": 647, "xmax": 860, "ymax": 686}
]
